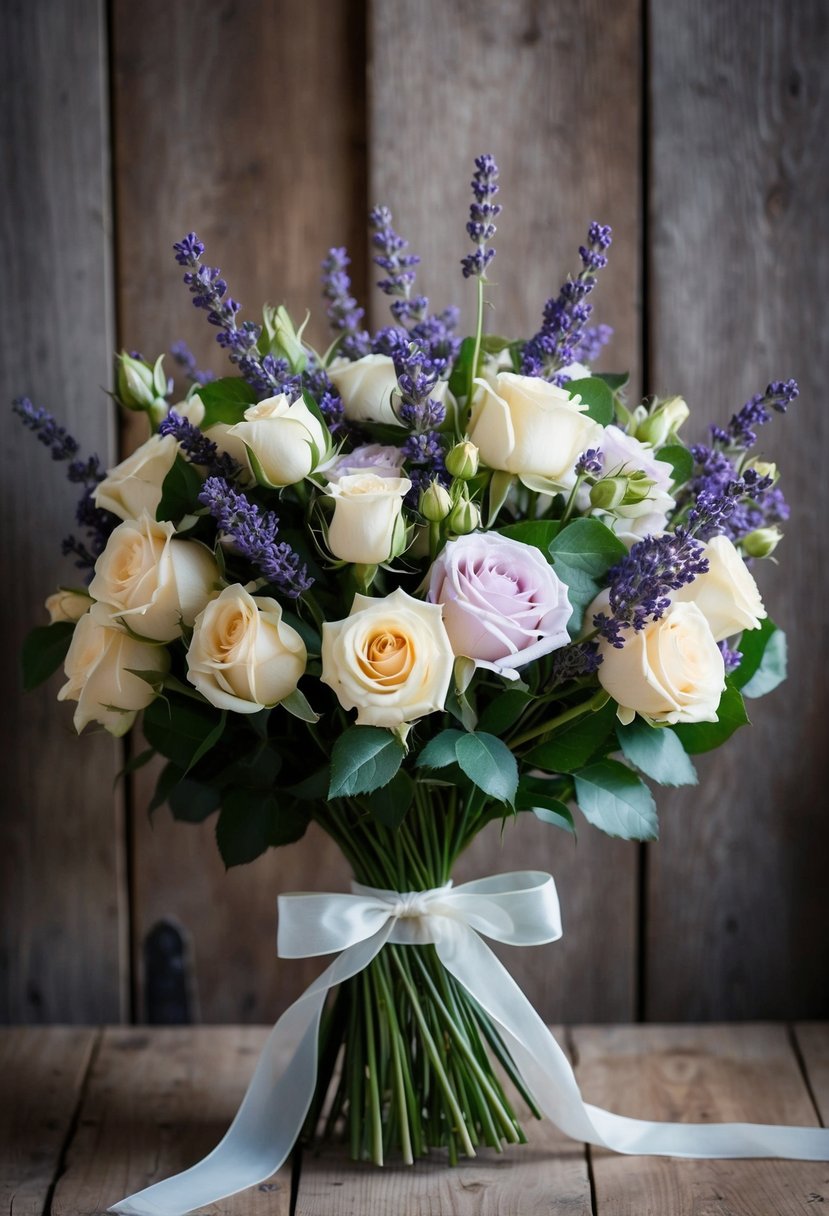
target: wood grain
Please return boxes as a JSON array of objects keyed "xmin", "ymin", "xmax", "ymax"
[
  {"xmin": 0, "ymin": 1027, "xmax": 98, "ymax": 1216},
  {"xmin": 0, "ymin": 0, "xmax": 127, "ymax": 1023},
  {"xmin": 795, "ymin": 1023, "xmax": 829, "ymax": 1123},
  {"xmin": 573, "ymin": 1022, "xmax": 829, "ymax": 1214},
  {"xmin": 369, "ymin": 0, "xmax": 642, "ymax": 1023},
  {"xmin": 111, "ymin": 0, "xmax": 367, "ymax": 1023},
  {"xmin": 646, "ymin": 0, "xmax": 829, "ymax": 1019},
  {"xmin": 52, "ymin": 1027, "xmax": 292, "ymax": 1216},
  {"xmin": 295, "ymin": 1026, "xmax": 592, "ymax": 1216}
]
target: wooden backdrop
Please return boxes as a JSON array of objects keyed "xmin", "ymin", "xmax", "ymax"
[{"xmin": 2, "ymin": 0, "xmax": 827, "ymax": 1027}]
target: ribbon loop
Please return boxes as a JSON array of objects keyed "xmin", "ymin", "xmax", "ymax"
[{"xmin": 112, "ymin": 869, "xmax": 829, "ymax": 1216}]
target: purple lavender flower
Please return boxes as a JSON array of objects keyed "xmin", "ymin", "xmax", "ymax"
[
  {"xmin": 720, "ymin": 379, "xmax": 799, "ymax": 450},
  {"xmin": 369, "ymin": 205, "xmax": 427, "ymax": 326},
  {"xmin": 575, "ymin": 448, "xmax": 604, "ymax": 478},
  {"xmin": 170, "ymin": 340, "xmax": 216, "ymax": 386},
  {"xmin": 548, "ymin": 640, "xmax": 603, "ymax": 686},
  {"xmin": 682, "ymin": 444, "xmax": 784, "ymax": 543},
  {"xmin": 302, "ymin": 362, "xmax": 346, "ymax": 434},
  {"xmin": 719, "ymin": 642, "xmax": 743, "ymax": 675},
  {"xmin": 158, "ymin": 411, "xmax": 240, "ymax": 479},
  {"xmin": 13, "ymin": 396, "xmax": 80, "ymax": 461},
  {"xmin": 596, "ymin": 530, "xmax": 710, "ymax": 644},
  {"xmin": 574, "ymin": 323, "xmax": 614, "ymax": 365},
  {"xmin": 410, "ymin": 307, "xmax": 462, "ymax": 375},
  {"xmin": 521, "ymin": 222, "xmax": 612, "ymax": 382},
  {"xmin": 320, "ymin": 247, "xmax": 371, "ymax": 359},
  {"xmin": 460, "ymin": 154, "xmax": 502, "ymax": 280},
  {"xmin": 199, "ymin": 477, "xmax": 312, "ymax": 598}
]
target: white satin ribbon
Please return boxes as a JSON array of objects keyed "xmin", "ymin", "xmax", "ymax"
[{"xmin": 111, "ymin": 870, "xmax": 829, "ymax": 1216}]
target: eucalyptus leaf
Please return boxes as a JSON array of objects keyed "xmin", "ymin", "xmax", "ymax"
[
  {"xmin": 574, "ymin": 760, "xmax": 658, "ymax": 840},
  {"xmin": 617, "ymin": 718, "xmax": 698, "ymax": 786},
  {"xmin": 455, "ymin": 731, "xmax": 518, "ymax": 806},
  {"xmin": 328, "ymin": 726, "xmax": 405, "ymax": 798},
  {"xmin": 742, "ymin": 628, "xmax": 787, "ymax": 698},
  {"xmin": 549, "ymin": 518, "xmax": 627, "ymax": 631},
  {"xmin": 566, "ymin": 376, "xmax": 614, "ymax": 426},
  {"xmin": 498, "ymin": 519, "xmax": 561, "ymax": 556}
]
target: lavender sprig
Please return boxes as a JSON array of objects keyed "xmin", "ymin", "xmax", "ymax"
[
  {"xmin": 173, "ymin": 233, "xmax": 291, "ymax": 396},
  {"xmin": 369, "ymin": 206, "xmax": 427, "ymax": 326},
  {"xmin": 158, "ymin": 411, "xmax": 240, "ymax": 479},
  {"xmin": 574, "ymin": 323, "xmax": 614, "ymax": 365},
  {"xmin": 596, "ymin": 531, "xmax": 710, "ymax": 645},
  {"xmin": 320, "ymin": 247, "xmax": 371, "ymax": 359},
  {"xmin": 199, "ymin": 477, "xmax": 312, "ymax": 599},
  {"xmin": 683, "ymin": 444, "xmax": 786, "ymax": 544},
  {"xmin": 719, "ymin": 642, "xmax": 743, "ymax": 675},
  {"xmin": 460, "ymin": 154, "xmax": 502, "ymax": 280},
  {"xmin": 13, "ymin": 397, "xmax": 117, "ymax": 570},
  {"xmin": 548, "ymin": 640, "xmax": 603, "ymax": 687},
  {"xmin": 575, "ymin": 448, "xmax": 604, "ymax": 477},
  {"xmin": 170, "ymin": 340, "xmax": 216, "ymax": 386},
  {"xmin": 521, "ymin": 222, "xmax": 612, "ymax": 383},
  {"xmin": 711, "ymin": 379, "xmax": 799, "ymax": 451}
]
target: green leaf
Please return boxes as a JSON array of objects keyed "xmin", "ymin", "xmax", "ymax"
[
  {"xmin": 148, "ymin": 761, "xmax": 185, "ymax": 814},
  {"xmin": 184, "ymin": 710, "xmax": 226, "ymax": 775},
  {"xmin": 195, "ymin": 376, "xmax": 257, "ymax": 428},
  {"xmin": 525, "ymin": 698, "xmax": 617, "ymax": 773},
  {"xmin": 498, "ymin": 519, "xmax": 561, "ymax": 556},
  {"xmin": 594, "ymin": 371, "xmax": 630, "ymax": 392},
  {"xmin": 288, "ymin": 767, "xmax": 329, "ymax": 801},
  {"xmin": 21, "ymin": 622, "xmax": 75, "ymax": 691},
  {"xmin": 143, "ymin": 696, "xmax": 225, "ymax": 771},
  {"xmin": 280, "ymin": 687, "xmax": 320, "ymax": 723},
  {"xmin": 549, "ymin": 518, "xmax": 627, "ymax": 631},
  {"xmin": 658, "ymin": 443, "xmax": 694, "ymax": 487},
  {"xmin": 574, "ymin": 760, "xmax": 658, "ymax": 840},
  {"xmin": 531, "ymin": 801, "xmax": 576, "ymax": 834},
  {"xmin": 478, "ymin": 689, "xmax": 532, "ymax": 736},
  {"xmin": 114, "ymin": 747, "xmax": 155, "ymax": 786},
  {"xmin": 216, "ymin": 788, "xmax": 310, "ymax": 867},
  {"xmin": 328, "ymin": 726, "xmax": 405, "ymax": 798},
  {"xmin": 448, "ymin": 336, "xmax": 476, "ymax": 398},
  {"xmin": 566, "ymin": 376, "xmax": 614, "ymax": 425},
  {"xmin": 417, "ymin": 729, "xmax": 466, "ymax": 769},
  {"xmin": 516, "ymin": 777, "xmax": 576, "ymax": 833},
  {"xmin": 156, "ymin": 455, "xmax": 203, "ymax": 522},
  {"xmin": 617, "ymin": 719, "xmax": 697, "ymax": 787},
  {"xmin": 455, "ymin": 731, "xmax": 518, "ymax": 806},
  {"xmin": 671, "ymin": 680, "xmax": 749, "ymax": 754},
  {"xmin": 742, "ymin": 628, "xmax": 787, "ymax": 698},
  {"xmin": 367, "ymin": 770, "xmax": 415, "ymax": 829},
  {"xmin": 168, "ymin": 779, "xmax": 221, "ymax": 823},
  {"xmin": 487, "ymin": 470, "xmax": 514, "ymax": 526}
]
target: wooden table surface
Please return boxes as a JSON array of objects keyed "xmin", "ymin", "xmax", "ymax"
[{"xmin": 3, "ymin": 1024, "xmax": 827, "ymax": 1215}]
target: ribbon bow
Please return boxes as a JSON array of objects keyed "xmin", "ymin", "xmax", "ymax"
[{"xmin": 112, "ymin": 871, "xmax": 829, "ymax": 1216}]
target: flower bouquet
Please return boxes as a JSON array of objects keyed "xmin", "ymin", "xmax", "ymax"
[{"xmin": 18, "ymin": 154, "xmax": 824, "ymax": 1213}]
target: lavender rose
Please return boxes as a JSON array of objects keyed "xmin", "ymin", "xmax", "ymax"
[
  {"xmin": 326, "ymin": 443, "xmax": 405, "ymax": 482},
  {"xmin": 427, "ymin": 532, "xmax": 571, "ymax": 678}
]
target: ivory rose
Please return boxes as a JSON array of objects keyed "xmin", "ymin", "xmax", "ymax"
[
  {"xmin": 45, "ymin": 588, "xmax": 92, "ymax": 624},
  {"xmin": 228, "ymin": 394, "xmax": 328, "ymax": 486},
  {"xmin": 427, "ymin": 533, "xmax": 571, "ymax": 677},
  {"xmin": 672, "ymin": 534, "xmax": 766, "ymax": 641},
  {"xmin": 321, "ymin": 587, "xmax": 454, "ymax": 728},
  {"xmin": 597, "ymin": 600, "xmax": 725, "ymax": 725},
  {"xmin": 93, "ymin": 433, "xmax": 179, "ymax": 520},
  {"xmin": 187, "ymin": 584, "xmax": 306, "ymax": 713},
  {"xmin": 172, "ymin": 397, "xmax": 252, "ymax": 474},
  {"xmin": 326, "ymin": 473, "xmax": 411, "ymax": 565},
  {"xmin": 58, "ymin": 602, "xmax": 168, "ymax": 735},
  {"xmin": 89, "ymin": 512, "xmax": 219, "ymax": 641},
  {"xmin": 327, "ymin": 355, "xmax": 450, "ymax": 426},
  {"xmin": 468, "ymin": 371, "xmax": 601, "ymax": 488}
]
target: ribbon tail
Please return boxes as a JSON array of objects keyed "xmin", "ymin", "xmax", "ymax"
[
  {"xmin": 435, "ymin": 923, "xmax": 829, "ymax": 1162},
  {"xmin": 109, "ymin": 924, "xmax": 393, "ymax": 1216}
]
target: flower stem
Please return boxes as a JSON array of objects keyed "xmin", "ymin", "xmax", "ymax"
[
  {"xmin": 509, "ymin": 689, "xmax": 610, "ymax": 748},
  {"xmin": 467, "ymin": 276, "xmax": 485, "ymax": 412}
]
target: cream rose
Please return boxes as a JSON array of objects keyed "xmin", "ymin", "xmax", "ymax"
[
  {"xmin": 186, "ymin": 584, "xmax": 306, "ymax": 713},
  {"xmin": 327, "ymin": 355, "xmax": 451, "ymax": 427},
  {"xmin": 45, "ymin": 588, "xmax": 92, "ymax": 623},
  {"xmin": 321, "ymin": 587, "xmax": 454, "ymax": 728},
  {"xmin": 93, "ymin": 433, "xmax": 179, "ymax": 520},
  {"xmin": 672, "ymin": 534, "xmax": 766, "ymax": 641},
  {"xmin": 58, "ymin": 602, "xmax": 168, "ymax": 735},
  {"xmin": 597, "ymin": 600, "xmax": 725, "ymax": 725},
  {"xmin": 468, "ymin": 371, "xmax": 602, "ymax": 489},
  {"xmin": 228, "ymin": 394, "xmax": 328, "ymax": 486},
  {"xmin": 171, "ymin": 397, "xmax": 252, "ymax": 476},
  {"xmin": 325, "ymin": 473, "xmax": 411, "ymax": 565},
  {"xmin": 89, "ymin": 512, "xmax": 219, "ymax": 641}
]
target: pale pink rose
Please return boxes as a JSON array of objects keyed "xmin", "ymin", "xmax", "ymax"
[
  {"xmin": 326, "ymin": 443, "xmax": 405, "ymax": 482},
  {"xmin": 427, "ymin": 532, "xmax": 571, "ymax": 678}
]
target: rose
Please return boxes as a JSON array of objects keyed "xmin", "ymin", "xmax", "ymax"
[
  {"xmin": 89, "ymin": 512, "xmax": 219, "ymax": 641},
  {"xmin": 326, "ymin": 443, "xmax": 405, "ymax": 482},
  {"xmin": 58, "ymin": 602, "xmax": 168, "ymax": 735},
  {"xmin": 325, "ymin": 473, "xmax": 411, "ymax": 565},
  {"xmin": 586, "ymin": 424, "xmax": 676, "ymax": 544},
  {"xmin": 427, "ymin": 532, "xmax": 572, "ymax": 677},
  {"xmin": 228, "ymin": 394, "xmax": 328, "ymax": 486},
  {"xmin": 597, "ymin": 600, "xmax": 725, "ymax": 725},
  {"xmin": 172, "ymin": 397, "xmax": 253, "ymax": 475},
  {"xmin": 186, "ymin": 584, "xmax": 306, "ymax": 713},
  {"xmin": 93, "ymin": 433, "xmax": 179, "ymax": 521},
  {"xmin": 671, "ymin": 534, "xmax": 766, "ymax": 641},
  {"xmin": 321, "ymin": 587, "xmax": 454, "ymax": 728},
  {"xmin": 45, "ymin": 588, "xmax": 92, "ymax": 623},
  {"xmin": 327, "ymin": 355, "xmax": 450, "ymax": 426},
  {"xmin": 467, "ymin": 371, "xmax": 601, "ymax": 488}
]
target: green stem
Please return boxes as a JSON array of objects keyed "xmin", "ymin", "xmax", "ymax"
[
  {"xmin": 509, "ymin": 690, "xmax": 610, "ymax": 749},
  {"xmin": 466, "ymin": 276, "xmax": 486, "ymax": 413},
  {"xmin": 361, "ymin": 969, "xmax": 384, "ymax": 1165},
  {"xmin": 560, "ymin": 472, "xmax": 585, "ymax": 526}
]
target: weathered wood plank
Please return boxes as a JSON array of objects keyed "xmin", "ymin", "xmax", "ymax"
[
  {"xmin": 111, "ymin": 0, "xmax": 367, "ymax": 1023},
  {"xmin": 573, "ymin": 1023, "xmax": 829, "ymax": 1214},
  {"xmin": 0, "ymin": 0, "xmax": 126, "ymax": 1023},
  {"xmin": 0, "ymin": 1028, "xmax": 98, "ymax": 1216},
  {"xmin": 795, "ymin": 1023, "xmax": 829, "ymax": 1124},
  {"xmin": 52, "ymin": 1027, "xmax": 291, "ymax": 1216},
  {"xmin": 369, "ymin": 0, "xmax": 642, "ymax": 1023},
  {"xmin": 296, "ymin": 1027, "xmax": 591, "ymax": 1216},
  {"xmin": 647, "ymin": 2, "xmax": 829, "ymax": 1018}
]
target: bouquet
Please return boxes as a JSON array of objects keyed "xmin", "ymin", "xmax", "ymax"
[{"xmin": 17, "ymin": 154, "xmax": 815, "ymax": 1212}]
